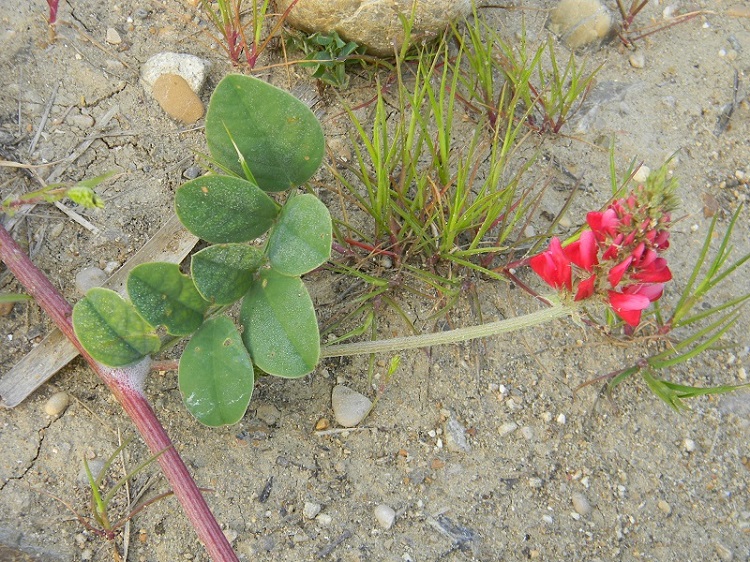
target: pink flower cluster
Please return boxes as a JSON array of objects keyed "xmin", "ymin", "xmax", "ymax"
[{"xmin": 530, "ymin": 187, "xmax": 673, "ymax": 327}]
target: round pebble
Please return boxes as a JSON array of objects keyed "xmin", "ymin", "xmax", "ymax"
[
  {"xmin": 331, "ymin": 385, "xmax": 372, "ymax": 427},
  {"xmin": 151, "ymin": 74, "xmax": 204, "ymax": 124},
  {"xmin": 629, "ymin": 52, "xmax": 645, "ymax": 69},
  {"xmin": 303, "ymin": 501, "xmax": 321, "ymax": 519},
  {"xmin": 572, "ymin": 492, "xmax": 592, "ymax": 516},
  {"xmin": 44, "ymin": 391, "xmax": 70, "ymax": 416},
  {"xmin": 498, "ymin": 422, "xmax": 518, "ymax": 436},
  {"xmin": 683, "ymin": 438, "xmax": 697, "ymax": 453},
  {"xmin": 255, "ymin": 403, "xmax": 281, "ymax": 426},
  {"xmin": 374, "ymin": 504, "xmax": 396, "ymax": 529},
  {"xmin": 75, "ymin": 267, "xmax": 107, "ymax": 295}
]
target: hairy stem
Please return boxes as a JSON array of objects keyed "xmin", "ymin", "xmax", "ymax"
[
  {"xmin": 321, "ymin": 301, "xmax": 572, "ymax": 357},
  {"xmin": 0, "ymin": 224, "xmax": 238, "ymax": 562}
]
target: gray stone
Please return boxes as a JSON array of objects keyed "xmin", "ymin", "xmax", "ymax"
[
  {"xmin": 444, "ymin": 418, "xmax": 471, "ymax": 453},
  {"xmin": 276, "ymin": 0, "xmax": 471, "ymax": 57},
  {"xmin": 75, "ymin": 267, "xmax": 107, "ymax": 295},
  {"xmin": 374, "ymin": 504, "xmax": 396, "ymax": 529}
]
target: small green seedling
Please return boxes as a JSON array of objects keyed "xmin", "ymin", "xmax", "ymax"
[
  {"xmin": 72, "ymin": 75, "xmax": 331, "ymax": 427},
  {"xmin": 288, "ymin": 30, "xmax": 366, "ymax": 87}
]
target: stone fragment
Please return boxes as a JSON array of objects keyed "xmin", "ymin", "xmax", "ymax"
[
  {"xmin": 44, "ymin": 391, "xmax": 70, "ymax": 416},
  {"xmin": 151, "ymin": 74, "xmax": 204, "ymax": 124},
  {"xmin": 548, "ymin": 0, "xmax": 613, "ymax": 50},
  {"xmin": 374, "ymin": 504, "xmax": 396, "ymax": 529},
  {"xmin": 572, "ymin": 492, "xmax": 592, "ymax": 516},
  {"xmin": 276, "ymin": 0, "xmax": 471, "ymax": 57},
  {"xmin": 444, "ymin": 418, "xmax": 471, "ymax": 453},
  {"xmin": 140, "ymin": 52, "xmax": 209, "ymax": 96},
  {"xmin": 303, "ymin": 502, "xmax": 322, "ymax": 519},
  {"xmin": 331, "ymin": 385, "xmax": 372, "ymax": 427},
  {"xmin": 75, "ymin": 267, "xmax": 107, "ymax": 295},
  {"xmin": 105, "ymin": 28, "xmax": 122, "ymax": 45}
]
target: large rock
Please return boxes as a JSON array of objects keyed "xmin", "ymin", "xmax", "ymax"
[{"xmin": 277, "ymin": 0, "xmax": 472, "ymax": 56}]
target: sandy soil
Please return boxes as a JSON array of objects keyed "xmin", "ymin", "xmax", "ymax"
[{"xmin": 1, "ymin": 1, "xmax": 749, "ymax": 561}]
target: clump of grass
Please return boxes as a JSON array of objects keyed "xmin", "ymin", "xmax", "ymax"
[
  {"xmin": 194, "ymin": 0, "xmax": 299, "ymax": 68},
  {"xmin": 286, "ymin": 30, "xmax": 366, "ymax": 88}
]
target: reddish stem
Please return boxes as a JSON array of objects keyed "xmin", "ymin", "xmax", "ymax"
[
  {"xmin": 46, "ymin": 0, "xmax": 58, "ymax": 25},
  {"xmin": 0, "ymin": 224, "xmax": 238, "ymax": 562}
]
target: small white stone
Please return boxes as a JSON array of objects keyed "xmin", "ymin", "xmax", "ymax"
[
  {"xmin": 141, "ymin": 52, "xmax": 210, "ymax": 97},
  {"xmin": 632, "ymin": 165, "xmax": 650, "ymax": 183},
  {"xmin": 738, "ymin": 367, "xmax": 747, "ymax": 381},
  {"xmin": 498, "ymin": 422, "xmax": 518, "ymax": 436},
  {"xmin": 316, "ymin": 513, "xmax": 333, "ymax": 526},
  {"xmin": 541, "ymin": 412, "xmax": 553, "ymax": 423},
  {"xmin": 331, "ymin": 385, "xmax": 372, "ymax": 427},
  {"xmin": 44, "ymin": 391, "xmax": 70, "ymax": 416},
  {"xmin": 683, "ymin": 438, "xmax": 697, "ymax": 453},
  {"xmin": 374, "ymin": 504, "xmax": 396, "ymax": 529},
  {"xmin": 556, "ymin": 413, "xmax": 567, "ymax": 425},
  {"xmin": 572, "ymin": 492, "xmax": 592, "ymax": 516},
  {"xmin": 558, "ymin": 213, "xmax": 573, "ymax": 229},
  {"xmin": 657, "ymin": 499, "xmax": 672, "ymax": 515},
  {"xmin": 303, "ymin": 502, "xmax": 322, "ymax": 519},
  {"xmin": 105, "ymin": 28, "xmax": 122, "ymax": 44},
  {"xmin": 628, "ymin": 52, "xmax": 645, "ymax": 69}
]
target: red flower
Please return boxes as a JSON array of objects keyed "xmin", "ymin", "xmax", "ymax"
[
  {"xmin": 529, "ymin": 237, "xmax": 571, "ymax": 290},
  {"xmin": 608, "ymin": 284, "xmax": 665, "ymax": 327}
]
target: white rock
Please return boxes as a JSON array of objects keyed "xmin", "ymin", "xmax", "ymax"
[
  {"xmin": 44, "ymin": 391, "xmax": 70, "ymax": 416},
  {"xmin": 498, "ymin": 422, "xmax": 518, "ymax": 436},
  {"xmin": 303, "ymin": 501, "xmax": 322, "ymax": 519},
  {"xmin": 683, "ymin": 438, "xmax": 697, "ymax": 453},
  {"xmin": 572, "ymin": 492, "xmax": 592, "ymax": 516},
  {"xmin": 632, "ymin": 165, "xmax": 650, "ymax": 183},
  {"xmin": 140, "ymin": 52, "xmax": 210, "ymax": 97},
  {"xmin": 331, "ymin": 385, "xmax": 372, "ymax": 427},
  {"xmin": 75, "ymin": 267, "xmax": 107, "ymax": 295},
  {"xmin": 374, "ymin": 504, "xmax": 396, "ymax": 529},
  {"xmin": 105, "ymin": 28, "xmax": 122, "ymax": 45},
  {"xmin": 276, "ymin": 0, "xmax": 471, "ymax": 56},
  {"xmin": 444, "ymin": 418, "xmax": 471, "ymax": 453}
]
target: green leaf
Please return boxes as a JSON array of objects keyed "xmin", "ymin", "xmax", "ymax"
[
  {"xmin": 240, "ymin": 270, "xmax": 320, "ymax": 377},
  {"xmin": 205, "ymin": 74, "xmax": 324, "ymax": 192},
  {"xmin": 175, "ymin": 175, "xmax": 279, "ymax": 243},
  {"xmin": 0, "ymin": 293, "xmax": 31, "ymax": 304},
  {"xmin": 127, "ymin": 263, "xmax": 209, "ymax": 336},
  {"xmin": 179, "ymin": 316, "xmax": 255, "ymax": 427},
  {"xmin": 73, "ymin": 288, "xmax": 160, "ymax": 366},
  {"xmin": 267, "ymin": 194, "xmax": 332, "ymax": 276},
  {"xmin": 191, "ymin": 244, "xmax": 264, "ymax": 305}
]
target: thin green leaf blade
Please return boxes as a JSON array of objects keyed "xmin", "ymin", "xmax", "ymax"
[
  {"xmin": 191, "ymin": 244, "xmax": 265, "ymax": 305},
  {"xmin": 240, "ymin": 270, "xmax": 319, "ymax": 378},
  {"xmin": 73, "ymin": 288, "xmax": 160, "ymax": 366},
  {"xmin": 179, "ymin": 316, "xmax": 255, "ymax": 427},
  {"xmin": 268, "ymin": 194, "xmax": 332, "ymax": 276},
  {"xmin": 205, "ymin": 74, "xmax": 324, "ymax": 192},
  {"xmin": 127, "ymin": 263, "xmax": 209, "ymax": 336},
  {"xmin": 175, "ymin": 175, "xmax": 278, "ymax": 243}
]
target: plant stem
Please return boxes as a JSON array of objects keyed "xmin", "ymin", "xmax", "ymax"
[
  {"xmin": 0, "ymin": 224, "xmax": 238, "ymax": 562},
  {"xmin": 321, "ymin": 301, "xmax": 572, "ymax": 357}
]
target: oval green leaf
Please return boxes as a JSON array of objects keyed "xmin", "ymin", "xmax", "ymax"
[
  {"xmin": 175, "ymin": 175, "xmax": 279, "ymax": 243},
  {"xmin": 127, "ymin": 262, "xmax": 209, "ymax": 336},
  {"xmin": 191, "ymin": 244, "xmax": 264, "ymax": 305},
  {"xmin": 179, "ymin": 316, "xmax": 254, "ymax": 427},
  {"xmin": 206, "ymin": 74, "xmax": 325, "ymax": 192},
  {"xmin": 268, "ymin": 194, "xmax": 332, "ymax": 276},
  {"xmin": 73, "ymin": 288, "xmax": 160, "ymax": 367},
  {"xmin": 240, "ymin": 270, "xmax": 319, "ymax": 378}
]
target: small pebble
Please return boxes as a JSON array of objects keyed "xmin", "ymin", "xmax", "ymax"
[
  {"xmin": 444, "ymin": 418, "xmax": 471, "ymax": 453},
  {"xmin": 222, "ymin": 529, "xmax": 238, "ymax": 544},
  {"xmin": 683, "ymin": 438, "xmax": 697, "ymax": 453},
  {"xmin": 44, "ymin": 391, "xmax": 70, "ymax": 416},
  {"xmin": 520, "ymin": 426, "xmax": 534, "ymax": 440},
  {"xmin": 303, "ymin": 502, "xmax": 321, "ymax": 519},
  {"xmin": 151, "ymin": 74, "xmax": 204, "ymax": 124},
  {"xmin": 632, "ymin": 165, "xmax": 650, "ymax": 183},
  {"xmin": 316, "ymin": 513, "xmax": 333, "ymax": 526},
  {"xmin": 141, "ymin": 52, "xmax": 209, "ymax": 96},
  {"xmin": 105, "ymin": 28, "xmax": 122, "ymax": 45},
  {"xmin": 315, "ymin": 418, "xmax": 330, "ymax": 430},
  {"xmin": 558, "ymin": 213, "xmax": 573, "ymax": 229},
  {"xmin": 572, "ymin": 492, "xmax": 592, "ymax": 516},
  {"xmin": 555, "ymin": 413, "xmax": 566, "ymax": 425},
  {"xmin": 528, "ymin": 477, "xmax": 544, "ymax": 489},
  {"xmin": 183, "ymin": 166, "xmax": 202, "ymax": 180},
  {"xmin": 374, "ymin": 504, "xmax": 396, "ymax": 529},
  {"xmin": 657, "ymin": 499, "xmax": 672, "ymax": 515},
  {"xmin": 498, "ymin": 422, "xmax": 518, "ymax": 436},
  {"xmin": 0, "ymin": 301, "xmax": 14, "ymax": 316},
  {"xmin": 628, "ymin": 52, "xmax": 645, "ymax": 69},
  {"xmin": 331, "ymin": 385, "xmax": 372, "ymax": 427},
  {"xmin": 75, "ymin": 267, "xmax": 107, "ymax": 295}
]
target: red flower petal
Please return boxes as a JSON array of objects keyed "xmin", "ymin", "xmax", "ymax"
[
  {"xmin": 632, "ymin": 260, "xmax": 671, "ymax": 283},
  {"xmin": 574, "ymin": 275, "xmax": 596, "ymax": 301},
  {"xmin": 608, "ymin": 290, "xmax": 651, "ymax": 327},
  {"xmin": 608, "ymin": 256, "xmax": 633, "ymax": 287},
  {"xmin": 530, "ymin": 237, "xmax": 572, "ymax": 290},
  {"xmin": 565, "ymin": 230, "xmax": 599, "ymax": 271}
]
